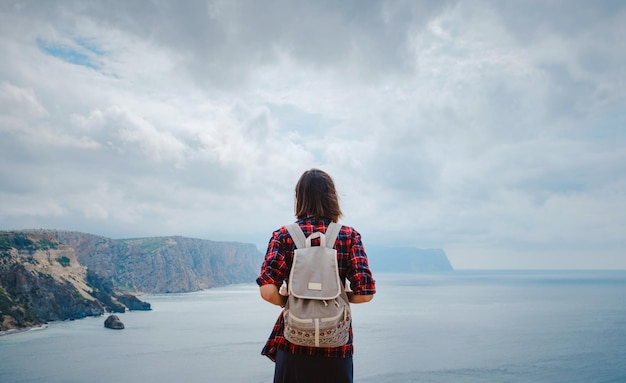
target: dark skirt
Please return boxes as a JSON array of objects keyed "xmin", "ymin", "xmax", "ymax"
[{"xmin": 274, "ymin": 349, "xmax": 353, "ymax": 383}]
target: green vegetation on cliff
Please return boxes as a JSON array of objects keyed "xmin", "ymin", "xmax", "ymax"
[
  {"xmin": 1, "ymin": 232, "xmax": 59, "ymax": 256},
  {"xmin": 56, "ymin": 256, "xmax": 71, "ymax": 267}
]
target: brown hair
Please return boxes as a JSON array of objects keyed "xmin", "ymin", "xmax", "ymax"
[{"xmin": 294, "ymin": 168, "xmax": 343, "ymax": 222}]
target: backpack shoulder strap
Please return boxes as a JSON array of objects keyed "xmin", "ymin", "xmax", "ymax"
[
  {"xmin": 285, "ymin": 223, "xmax": 306, "ymax": 249},
  {"xmin": 324, "ymin": 222, "xmax": 341, "ymax": 249}
]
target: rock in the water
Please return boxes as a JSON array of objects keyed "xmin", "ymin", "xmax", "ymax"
[{"xmin": 104, "ymin": 314, "xmax": 124, "ymax": 329}]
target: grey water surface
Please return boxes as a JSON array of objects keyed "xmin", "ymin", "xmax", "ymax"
[{"xmin": 1, "ymin": 270, "xmax": 625, "ymax": 383}]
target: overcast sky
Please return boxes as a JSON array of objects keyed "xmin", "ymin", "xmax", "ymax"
[{"xmin": 1, "ymin": 1, "xmax": 624, "ymax": 269}]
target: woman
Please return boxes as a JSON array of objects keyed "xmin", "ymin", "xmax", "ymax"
[{"xmin": 257, "ymin": 168, "xmax": 376, "ymax": 383}]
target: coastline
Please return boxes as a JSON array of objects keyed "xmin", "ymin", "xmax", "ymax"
[{"xmin": 0, "ymin": 324, "xmax": 48, "ymax": 337}]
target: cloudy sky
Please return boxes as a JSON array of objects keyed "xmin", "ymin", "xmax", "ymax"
[{"xmin": 1, "ymin": 1, "xmax": 624, "ymax": 269}]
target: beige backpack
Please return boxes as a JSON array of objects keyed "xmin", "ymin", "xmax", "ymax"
[{"xmin": 283, "ymin": 222, "xmax": 351, "ymax": 347}]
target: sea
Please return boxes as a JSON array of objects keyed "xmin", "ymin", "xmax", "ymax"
[{"xmin": 1, "ymin": 270, "xmax": 625, "ymax": 383}]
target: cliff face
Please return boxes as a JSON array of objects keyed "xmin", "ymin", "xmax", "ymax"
[
  {"xmin": 53, "ymin": 233, "xmax": 262, "ymax": 293},
  {"xmin": 0, "ymin": 231, "xmax": 116, "ymax": 331},
  {"xmin": 121, "ymin": 237, "xmax": 261, "ymax": 293},
  {"xmin": 1, "ymin": 230, "xmax": 263, "ymax": 332},
  {"xmin": 1, "ymin": 262, "xmax": 104, "ymax": 322}
]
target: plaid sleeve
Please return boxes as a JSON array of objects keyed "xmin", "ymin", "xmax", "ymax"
[
  {"xmin": 256, "ymin": 228, "xmax": 288, "ymax": 287},
  {"xmin": 345, "ymin": 228, "xmax": 376, "ymax": 295}
]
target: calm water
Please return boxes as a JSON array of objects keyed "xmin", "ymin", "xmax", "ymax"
[{"xmin": 1, "ymin": 270, "xmax": 625, "ymax": 383}]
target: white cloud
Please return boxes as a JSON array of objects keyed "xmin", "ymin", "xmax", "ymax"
[
  {"xmin": 0, "ymin": 0, "xmax": 624, "ymax": 269},
  {"xmin": 0, "ymin": 82, "xmax": 48, "ymax": 118}
]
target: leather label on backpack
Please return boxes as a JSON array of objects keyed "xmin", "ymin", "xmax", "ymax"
[{"xmin": 308, "ymin": 282, "xmax": 322, "ymax": 290}]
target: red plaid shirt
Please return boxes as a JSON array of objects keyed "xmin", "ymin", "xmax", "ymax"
[{"xmin": 256, "ymin": 216, "xmax": 376, "ymax": 361}]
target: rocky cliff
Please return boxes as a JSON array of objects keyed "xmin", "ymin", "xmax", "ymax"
[
  {"xmin": 0, "ymin": 231, "xmax": 127, "ymax": 332},
  {"xmin": 0, "ymin": 230, "xmax": 263, "ymax": 332},
  {"xmin": 53, "ymin": 232, "xmax": 262, "ymax": 293}
]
